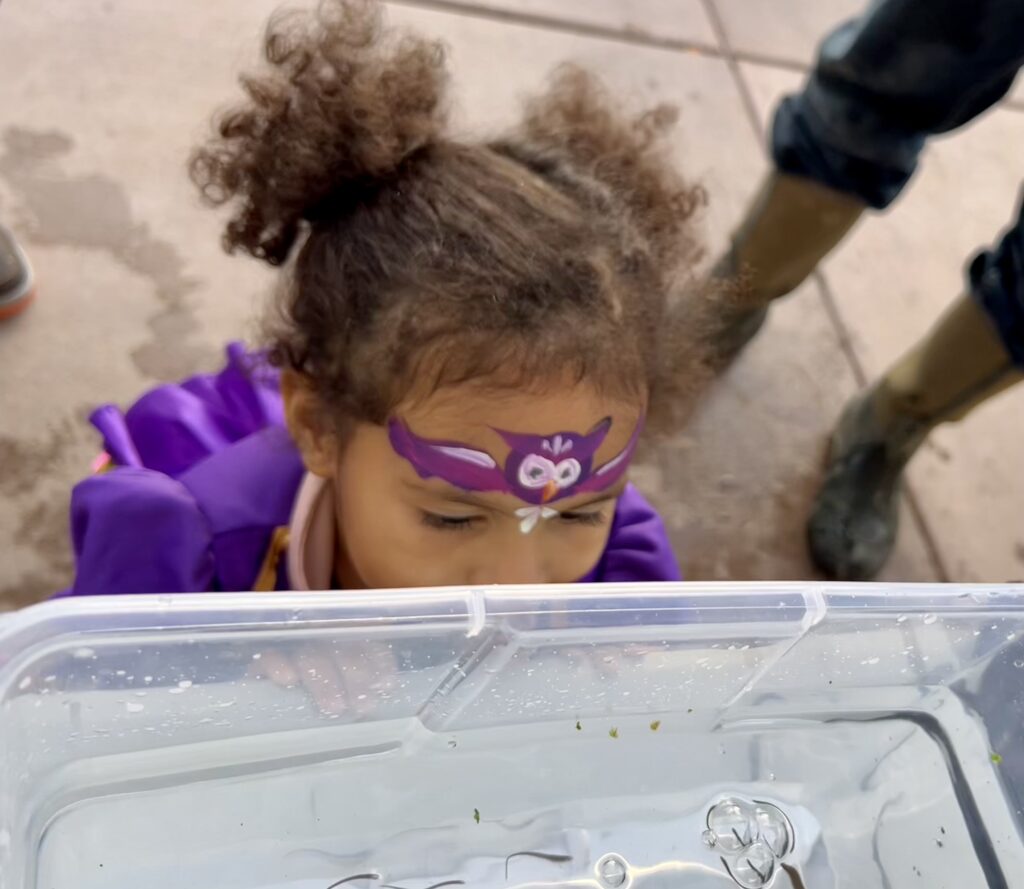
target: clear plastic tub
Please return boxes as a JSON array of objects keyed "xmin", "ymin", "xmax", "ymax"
[{"xmin": 1, "ymin": 583, "xmax": 1022, "ymax": 889}]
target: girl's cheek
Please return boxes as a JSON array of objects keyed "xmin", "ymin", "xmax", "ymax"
[
  {"xmin": 369, "ymin": 511, "xmax": 476, "ymax": 587},
  {"xmin": 548, "ymin": 525, "xmax": 614, "ymax": 582}
]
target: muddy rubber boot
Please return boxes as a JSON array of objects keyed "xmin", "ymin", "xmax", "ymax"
[
  {"xmin": 709, "ymin": 172, "xmax": 866, "ymax": 363},
  {"xmin": 808, "ymin": 295, "xmax": 1023, "ymax": 580},
  {"xmin": 0, "ymin": 224, "xmax": 35, "ymax": 321}
]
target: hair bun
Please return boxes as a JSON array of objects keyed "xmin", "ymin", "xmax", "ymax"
[{"xmin": 190, "ymin": 0, "xmax": 449, "ymax": 265}]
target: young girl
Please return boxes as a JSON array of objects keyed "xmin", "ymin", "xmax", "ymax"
[{"xmin": 65, "ymin": 0, "xmax": 711, "ymax": 596}]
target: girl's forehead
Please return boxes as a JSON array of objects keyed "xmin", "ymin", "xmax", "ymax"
[{"xmin": 397, "ymin": 385, "xmax": 645, "ymax": 457}]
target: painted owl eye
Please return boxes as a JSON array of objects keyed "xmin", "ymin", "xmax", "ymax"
[
  {"xmin": 554, "ymin": 458, "xmax": 582, "ymax": 487},
  {"xmin": 517, "ymin": 454, "xmax": 557, "ymax": 489}
]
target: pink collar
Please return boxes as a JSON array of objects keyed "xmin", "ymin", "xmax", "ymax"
[{"xmin": 287, "ymin": 473, "xmax": 336, "ymax": 591}]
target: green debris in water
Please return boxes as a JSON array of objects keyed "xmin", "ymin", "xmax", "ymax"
[
  {"xmin": 609, "ymin": 727, "xmax": 619, "ymax": 739},
  {"xmin": 991, "ymin": 752, "xmax": 1003, "ymax": 765},
  {"xmin": 473, "ymin": 808, "xmax": 481, "ymax": 824},
  {"xmin": 575, "ymin": 720, "xmax": 582, "ymax": 731},
  {"xmin": 649, "ymin": 720, "xmax": 661, "ymax": 732}
]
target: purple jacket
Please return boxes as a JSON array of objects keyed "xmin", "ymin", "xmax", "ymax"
[{"xmin": 65, "ymin": 345, "xmax": 681, "ymax": 596}]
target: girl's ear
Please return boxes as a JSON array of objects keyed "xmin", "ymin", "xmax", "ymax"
[{"xmin": 281, "ymin": 369, "xmax": 339, "ymax": 478}]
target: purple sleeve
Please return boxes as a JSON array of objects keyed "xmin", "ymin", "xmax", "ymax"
[
  {"xmin": 584, "ymin": 484, "xmax": 682, "ymax": 582},
  {"xmin": 66, "ymin": 468, "xmax": 216, "ymax": 596},
  {"xmin": 90, "ymin": 342, "xmax": 283, "ymax": 479}
]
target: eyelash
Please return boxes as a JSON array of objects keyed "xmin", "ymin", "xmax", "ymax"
[
  {"xmin": 420, "ymin": 512, "xmax": 480, "ymax": 532},
  {"xmin": 559, "ymin": 510, "xmax": 607, "ymax": 527},
  {"xmin": 419, "ymin": 509, "xmax": 609, "ymax": 533}
]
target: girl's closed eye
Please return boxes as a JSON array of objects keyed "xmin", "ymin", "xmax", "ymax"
[
  {"xmin": 420, "ymin": 510, "xmax": 484, "ymax": 532},
  {"xmin": 558, "ymin": 508, "xmax": 608, "ymax": 527}
]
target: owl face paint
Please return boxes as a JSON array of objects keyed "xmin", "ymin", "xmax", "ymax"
[
  {"xmin": 284, "ymin": 371, "xmax": 642, "ymax": 586},
  {"xmin": 387, "ymin": 414, "xmax": 643, "ymax": 531}
]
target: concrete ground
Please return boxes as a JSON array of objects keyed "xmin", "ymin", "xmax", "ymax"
[{"xmin": 2, "ymin": 0, "xmax": 1023, "ymax": 608}]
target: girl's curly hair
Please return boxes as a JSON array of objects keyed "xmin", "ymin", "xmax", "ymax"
[{"xmin": 190, "ymin": 0, "xmax": 713, "ymax": 434}]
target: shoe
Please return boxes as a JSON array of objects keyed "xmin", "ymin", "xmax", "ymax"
[
  {"xmin": 0, "ymin": 225, "xmax": 35, "ymax": 321},
  {"xmin": 808, "ymin": 294, "xmax": 1023, "ymax": 580},
  {"xmin": 807, "ymin": 389, "xmax": 920, "ymax": 580}
]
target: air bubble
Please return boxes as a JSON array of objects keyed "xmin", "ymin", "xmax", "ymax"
[
  {"xmin": 754, "ymin": 804, "xmax": 791, "ymax": 857},
  {"xmin": 706, "ymin": 795, "xmax": 796, "ymax": 889},
  {"xmin": 923, "ymin": 614, "xmax": 937, "ymax": 625},
  {"xmin": 707, "ymin": 799, "xmax": 754, "ymax": 853},
  {"xmin": 597, "ymin": 854, "xmax": 628, "ymax": 888},
  {"xmin": 730, "ymin": 840, "xmax": 775, "ymax": 888}
]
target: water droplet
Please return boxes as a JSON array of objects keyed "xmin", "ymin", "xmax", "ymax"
[
  {"xmin": 17, "ymin": 676, "xmax": 31, "ymax": 691},
  {"xmin": 896, "ymin": 614, "xmax": 907, "ymax": 623},
  {"xmin": 177, "ymin": 680, "xmax": 193, "ymax": 689},
  {"xmin": 125, "ymin": 702, "xmax": 144, "ymax": 714},
  {"xmin": 597, "ymin": 855, "xmax": 628, "ymax": 888},
  {"xmin": 923, "ymin": 614, "xmax": 937, "ymax": 625},
  {"xmin": 1013, "ymin": 660, "xmax": 1024, "ymax": 669},
  {"xmin": 701, "ymin": 829, "xmax": 717, "ymax": 848},
  {"xmin": 73, "ymin": 648, "xmax": 96, "ymax": 660}
]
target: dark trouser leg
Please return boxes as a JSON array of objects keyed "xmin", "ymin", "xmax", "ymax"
[{"xmin": 711, "ymin": 0, "xmax": 1024, "ymax": 361}]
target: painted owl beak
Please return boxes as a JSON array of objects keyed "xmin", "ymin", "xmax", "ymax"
[{"xmin": 541, "ymin": 480, "xmax": 560, "ymax": 503}]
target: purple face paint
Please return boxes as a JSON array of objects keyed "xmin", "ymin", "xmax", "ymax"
[{"xmin": 387, "ymin": 415, "xmax": 643, "ymax": 507}]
